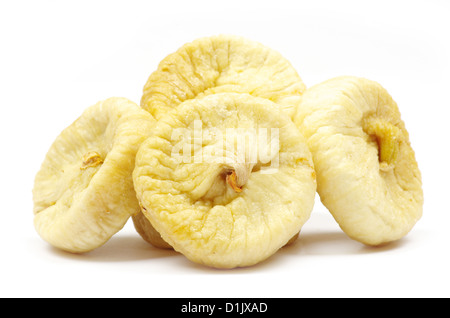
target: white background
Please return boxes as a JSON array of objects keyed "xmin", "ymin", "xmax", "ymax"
[{"xmin": 1, "ymin": 0, "xmax": 449, "ymax": 298}]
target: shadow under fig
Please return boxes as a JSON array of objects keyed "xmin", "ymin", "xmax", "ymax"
[
  {"xmin": 48, "ymin": 234, "xmax": 179, "ymax": 262},
  {"xmin": 47, "ymin": 228, "xmax": 408, "ymax": 268},
  {"xmin": 279, "ymin": 230, "xmax": 408, "ymax": 256}
]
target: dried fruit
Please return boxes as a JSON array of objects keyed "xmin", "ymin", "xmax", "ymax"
[
  {"xmin": 136, "ymin": 34, "xmax": 307, "ymax": 249},
  {"xmin": 293, "ymin": 76, "xmax": 423, "ymax": 245},
  {"xmin": 132, "ymin": 210, "xmax": 172, "ymax": 249},
  {"xmin": 32, "ymin": 97, "xmax": 155, "ymax": 253},
  {"xmin": 133, "ymin": 93, "xmax": 316, "ymax": 268},
  {"xmin": 141, "ymin": 34, "xmax": 306, "ymax": 120}
]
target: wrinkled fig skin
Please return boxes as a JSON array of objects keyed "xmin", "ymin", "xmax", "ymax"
[
  {"xmin": 133, "ymin": 93, "xmax": 316, "ymax": 268},
  {"xmin": 141, "ymin": 34, "xmax": 306, "ymax": 120},
  {"xmin": 136, "ymin": 35, "xmax": 309, "ymax": 254},
  {"xmin": 293, "ymin": 76, "xmax": 423, "ymax": 246}
]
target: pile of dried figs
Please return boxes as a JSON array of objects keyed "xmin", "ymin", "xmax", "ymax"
[{"xmin": 32, "ymin": 35, "xmax": 423, "ymax": 268}]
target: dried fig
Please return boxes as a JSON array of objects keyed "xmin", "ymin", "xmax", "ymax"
[
  {"xmin": 133, "ymin": 93, "xmax": 316, "ymax": 268},
  {"xmin": 33, "ymin": 97, "xmax": 155, "ymax": 253},
  {"xmin": 293, "ymin": 76, "xmax": 423, "ymax": 245}
]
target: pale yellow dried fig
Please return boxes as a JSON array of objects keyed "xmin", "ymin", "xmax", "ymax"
[
  {"xmin": 141, "ymin": 34, "xmax": 306, "ymax": 120},
  {"xmin": 133, "ymin": 93, "xmax": 316, "ymax": 268},
  {"xmin": 33, "ymin": 97, "xmax": 155, "ymax": 253},
  {"xmin": 293, "ymin": 76, "xmax": 423, "ymax": 246}
]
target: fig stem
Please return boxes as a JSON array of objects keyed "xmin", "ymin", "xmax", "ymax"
[
  {"xmin": 81, "ymin": 151, "xmax": 103, "ymax": 170},
  {"xmin": 363, "ymin": 117, "xmax": 400, "ymax": 169},
  {"xmin": 226, "ymin": 171, "xmax": 243, "ymax": 193}
]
